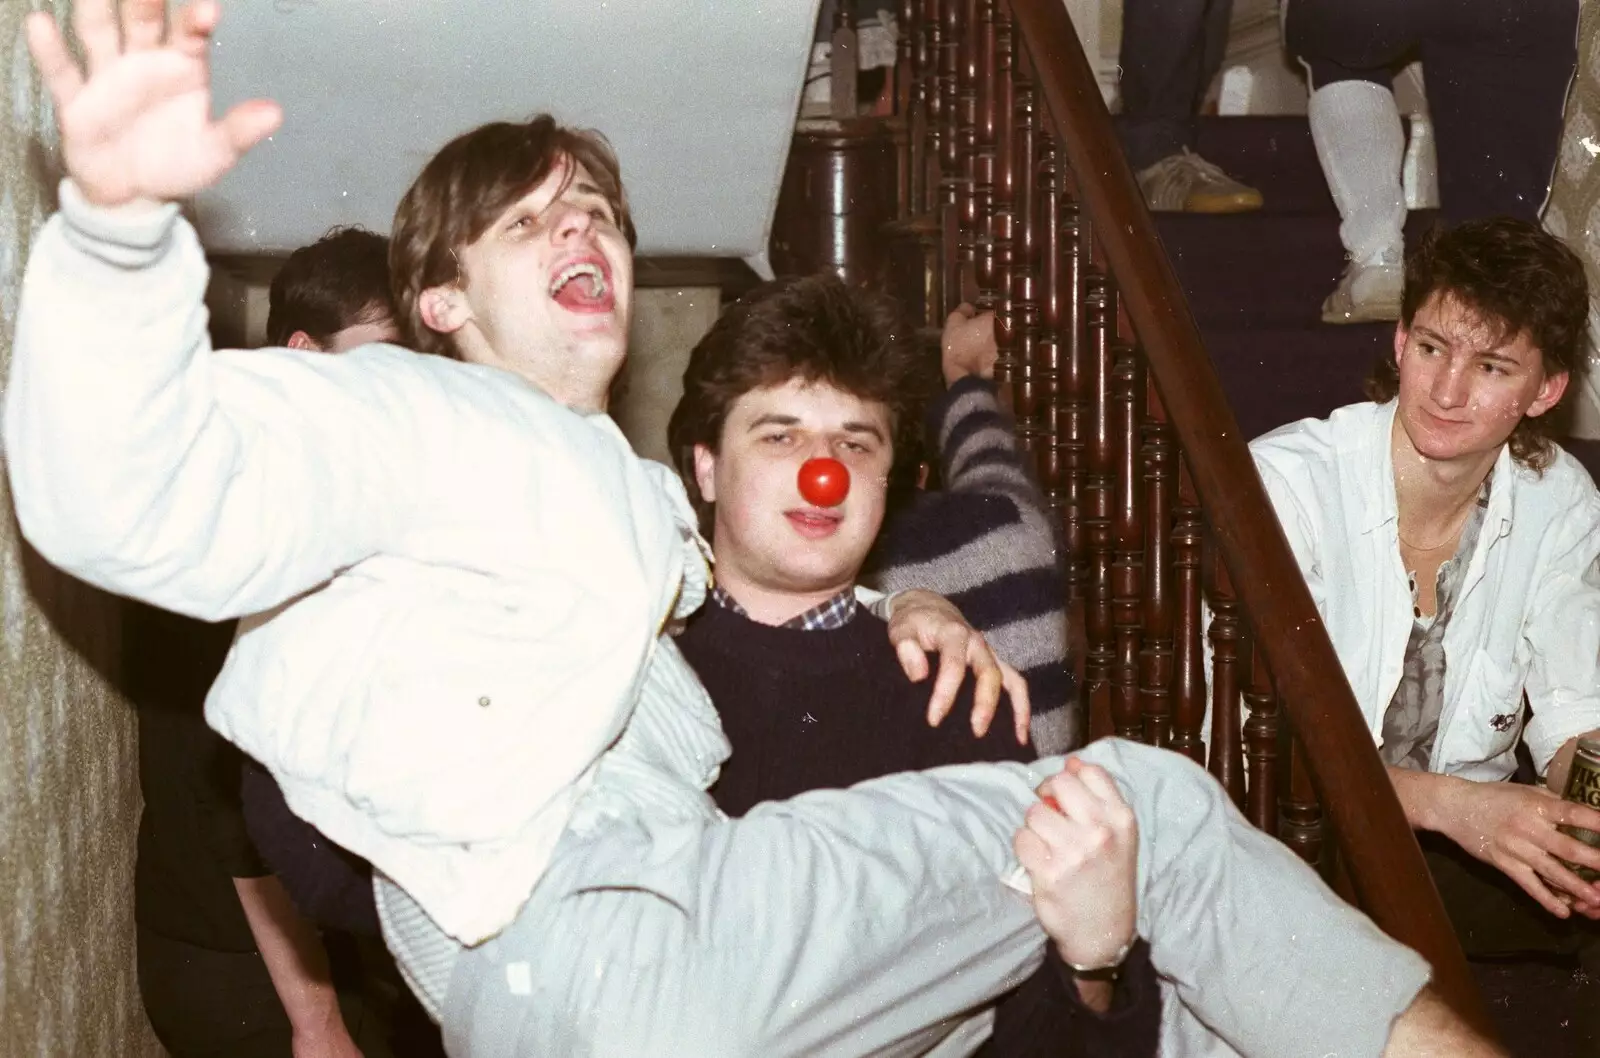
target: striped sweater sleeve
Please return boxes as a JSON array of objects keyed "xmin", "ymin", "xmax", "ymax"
[{"xmin": 867, "ymin": 377, "xmax": 1081, "ymax": 754}]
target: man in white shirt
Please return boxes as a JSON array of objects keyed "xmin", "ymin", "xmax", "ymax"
[
  {"xmin": 8, "ymin": 3, "xmax": 1499, "ymax": 1056},
  {"xmin": 1251, "ymin": 216, "xmax": 1600, "ymax": 1044}
]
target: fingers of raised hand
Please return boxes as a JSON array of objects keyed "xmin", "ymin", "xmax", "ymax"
[
  {"xmin": 218, "ymin": 100, "xmax": 283, "ymax": 156},
  {"xmin": 74, "ymin": 0, "xmax": 122, "ymax": 74},
  {"xmin": 25, "ymin": 12, "xmax": 83, "ymax": 107},
  {"xmin": 121, "ymin": 0, "xmax": 169, "ymax": 51},
  {"xmin": 173, "ymin": 0, "xmax": 221, "ymax": 59}
]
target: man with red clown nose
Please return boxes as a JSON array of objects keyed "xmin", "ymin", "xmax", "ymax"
[{"xmin": 668, "ymin": 273, "xmax": 1172, "ymax": 1051}]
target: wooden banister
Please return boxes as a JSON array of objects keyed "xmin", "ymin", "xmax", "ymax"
[{"xmin": 1005, "ymin": 0, "xmax": 1491, "ymax": 1032}]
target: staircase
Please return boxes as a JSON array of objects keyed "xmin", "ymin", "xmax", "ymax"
[
  {"xmin": 831, "ymin": 0, "xmax": 1600, "ymax": 1042},
  {"xmin": 1157, "ymin": 115, "xmax": 1600, "ymax": 480}
]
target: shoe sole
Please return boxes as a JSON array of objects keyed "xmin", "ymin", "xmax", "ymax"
[
  {"xmin": 1184, "ymin": 190, "xmax": 1264, "ymax": 214},
  {"xmin": 1320, "ymin": 296, "xmax": 1401, "ymax": 325}
]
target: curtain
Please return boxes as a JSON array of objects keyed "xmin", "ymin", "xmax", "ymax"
[{"xmin": 0, "ymin": 4, "xmax": 160, "ymax": 1053}]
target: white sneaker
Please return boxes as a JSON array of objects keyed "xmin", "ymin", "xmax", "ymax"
[
  {"xmin": 1136, "ymin": 149, "xmax": 1264, "ymax": 213},
  {"xmin": 1321, "ymin": 251, "xmax": 1403, "ymax": 325}
]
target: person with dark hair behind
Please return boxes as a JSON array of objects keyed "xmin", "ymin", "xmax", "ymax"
[
  {"xmin": 1248, "ymin": 217, "xmax": 1600, "ymax": 1049},
  {"xmin": 265, "ymin": 226, "xmax": 397, "ymax": 352},
  {"xmin": 667, "ymin": 272, "xmax": 1158, "ymax": 1056},
  {"xmin": 129, "ymin": 224, "xmax": 402, "ymax": 1058}
]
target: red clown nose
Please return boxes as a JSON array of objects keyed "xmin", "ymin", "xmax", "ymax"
[{"xmin": 797, "ymin": 457, "xmax": 850, "ymax": 507}]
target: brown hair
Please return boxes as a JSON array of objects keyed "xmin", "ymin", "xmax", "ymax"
[
  {"xmin": 265, "ymin": 226, "xmax": 395, "ymax": 347},
  {"xmin": 390, "ymin": 114, "xmax": 636, "ymax": 357},
  {"xmin": 1366, "ymin": 217, "xmax": 1589, "ymax": 470},
  {"xmin": 667, "ymin": 273, "xmax": 936, "ymax": 531}
]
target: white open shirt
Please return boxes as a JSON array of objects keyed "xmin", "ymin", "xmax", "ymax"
[{"xmin": 1250, "ymin": 400, "xmax": 1600, "ymax": 780}]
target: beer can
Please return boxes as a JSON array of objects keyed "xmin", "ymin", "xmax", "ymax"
[{"xmin": 1557, "ymin": 737, "xmax": 1600, "ymax": 884}]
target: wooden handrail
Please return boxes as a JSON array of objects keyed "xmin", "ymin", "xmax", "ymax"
[{"xmin": 1006, "ymin": 0, "xmax": 1493, "ymax": 1034}]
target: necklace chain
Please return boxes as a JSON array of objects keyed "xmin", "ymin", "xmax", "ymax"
[{"xmin": 1398, "ymin": 499, "xmax": 1476, "ymax": 552}]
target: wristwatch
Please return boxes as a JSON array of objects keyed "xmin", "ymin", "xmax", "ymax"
[{"xmin": 1065, "ymin": 936, "xmax": 1137, "ymax": 982}]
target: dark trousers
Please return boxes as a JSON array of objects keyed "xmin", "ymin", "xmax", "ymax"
[
  {"xmin": 1283, "ymin": 0, "xmax": 1578, "ymax": 225},
  {"xmin": 1116, "ymin": 0, "xmax": 1235, "ymax": 170},
  {"xmin": 1421, "ymin": 832, "xmax": 1600, "ymax": 1048},
  {"xmin": 138, "ymin": 925, "xmax": 297, "ymax": 1058},
  {"xmin": 137, "ymin": 924, "xmax": 411, "ymax": 1058}
]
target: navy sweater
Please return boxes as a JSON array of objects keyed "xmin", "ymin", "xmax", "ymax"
[{"xmin": 677, "ymin": 600, "xmax": 1159, "ymax": 1058}]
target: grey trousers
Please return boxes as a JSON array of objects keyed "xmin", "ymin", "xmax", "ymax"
[{"xmin": 441, "ymin": 738, "xmax": 1428, "ymax": 1058}]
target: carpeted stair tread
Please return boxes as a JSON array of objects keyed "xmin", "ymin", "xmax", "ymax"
[
  {"xmin": 1156, "ymin": 210, "xmax": 1445, "ymax": 329},
  {"xmin": 1156, "ymin": 212, "xmax": 1347, "ymax": 328},
  {"xmin": 1188, "ymin": 115, "xmax": 1336, "ymax": 215},
  {"xmin": 1199, "ymin": 324, "xmax": 1390, "ymax": 441}
]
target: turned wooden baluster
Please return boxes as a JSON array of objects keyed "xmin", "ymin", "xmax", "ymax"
[
  {"xmin": 1169, "ymin": 459, "xmax": 1207, "ymax": 764},
  {"xmin": 829, "ymin": 6, "xmax": 859, "ymax": 118},
  {"xmin": 1280, "ymin": 726, "xmax": 1327, "ymax": 868},
  {"xmin": 1243, "ymin": 633, "xmax": 1282, "ymax": 834},
  {"xmin": 1109, "ymin": 340, "xmax": 1145, "ymax": 740},
  {"xmin": 988, "ymin": 9, "xmax": 1015, "ymax": 321},
  {"xmin": 1081, "ymin": 270, "xmax": 1115, "ymax": 739},
  {"xmin": 1004, "ymin": 66, "xmax": 1043, "ymax": 451},
  {"xmin": 971, "ymin": 0, "xmax": 1000, "ymax": 314},
  {"xmin": 883, "ymin": 0, "xmax": 940, "ymax": 323},
  {"xmin": 1206, "ymin": 551, "xmax": 1246, "ymax": 808},
  {"xmin": 937, "ymin": 0, "xmax": 964, "ymax": 312},
  {"xmin": 921, "ymin": 0, "xmax": 946, "ymax": 219},
  {"xmin": 1030, "ymin": 119, "xmax": 1063, "ymax": 507},
  {"xmin": 1050, "ymin": 138, "xmax": 1089, "ymax": 605},
  {"xmin": 1140, "ymin": 386, "xmax": 1175, "ymax": 748},
  {"xmin": 896, "ymin": 0, "xmax": 921, "ymax": 220}
]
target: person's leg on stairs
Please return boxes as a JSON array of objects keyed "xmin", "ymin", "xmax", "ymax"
[
  {"xmin": 1307, "ymin": 78, "xmax": 1408, "ymax": 324},
  {"xmin": 1286, "ymin": 0, "xmax": 1415, "ymax": 324},
  {"xmin": 1119, "ymin": 0, "xmax": 1263, "ymax": 213},
  {"xmin": 1419, "ymin": 0, "xmax": 1579, "ymax": 228}
]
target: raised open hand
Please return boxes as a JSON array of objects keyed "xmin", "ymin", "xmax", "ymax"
[{"xmin": 26, "ymin": 0, "xmax": 281, "ymax": 209}]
